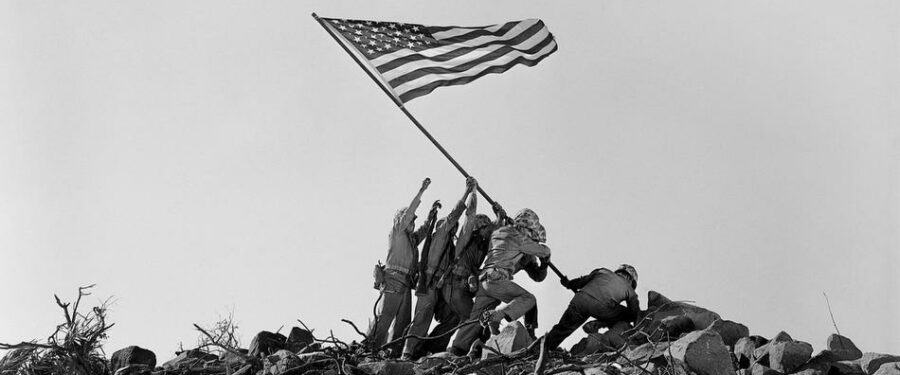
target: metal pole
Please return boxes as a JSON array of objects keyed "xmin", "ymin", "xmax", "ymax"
[{"xmin": 312, "ymin": 13, "xmax": 498, "ymax": 208}]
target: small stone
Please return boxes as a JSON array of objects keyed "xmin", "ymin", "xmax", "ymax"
[
  {"xmin": 734, "ymin": 336, "xmax": 766, "ymax": 369},
  {"xmin": 669, "ymin": 329, "xmax": 737, "ymax": 375},
  {"xmin": 481, "ymin": 321, "xmax": 534, "ymax": 358}
]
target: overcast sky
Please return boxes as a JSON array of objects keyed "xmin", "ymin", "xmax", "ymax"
[{"xmin": 2, "ymin": 1, "xmax": 898, "ymax": 358}]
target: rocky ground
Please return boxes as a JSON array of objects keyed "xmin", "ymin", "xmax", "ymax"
[{"xmin": 2, "ymin": 289, "xmax": 898, "ymax": 375}]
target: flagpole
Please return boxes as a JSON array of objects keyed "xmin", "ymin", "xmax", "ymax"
[{"xmin": 312, "ymin": 13, "xmax": 499, "ymax": 209}]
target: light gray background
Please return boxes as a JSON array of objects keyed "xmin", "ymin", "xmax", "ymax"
[{"xmin": 2, "ymin": 1, "xmax": 898, "ymax": 357}]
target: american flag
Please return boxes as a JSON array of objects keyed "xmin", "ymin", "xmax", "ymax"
[{"xmin": 321, "ymin": 17, "xmax": 558, "ymax": 103}]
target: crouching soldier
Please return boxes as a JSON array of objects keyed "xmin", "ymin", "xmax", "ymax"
[
  {"xmin": 367, "ymin": 178, "xmax": 436, "ymax": 354},
  {"xmin": 544, "ymin": 264, "xmax": 640, "ymax": 351},
  {"xmin": 448, "ymin": 208, "xmax": 551, "ymax": 356},
  {"xmin": 401, "ymin": 177, "xmax": 477, "ymax": 360}
]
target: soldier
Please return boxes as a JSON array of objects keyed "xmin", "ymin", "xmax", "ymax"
[
  {"xmin": 367, "ymin": 178, "xmax": 435, "ymax": 354},
  {"xmin": 544, "ymin": 264, "xmax": 640, "ymax": 350},
  {"xmin": 401, "ymin": 177, "xmax": 477, "ymax": 360},
  {"xmin": 421, "ymin": 190, "xmax": 501, "ymax": 355},
  {"xmin": 448, "ymin": 208, "xmax": 552, "ymax": 356}
]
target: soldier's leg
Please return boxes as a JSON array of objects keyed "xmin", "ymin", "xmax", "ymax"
[
  {"xmin": 421, "ymin": 284, "xmax": 462, "ymax": 354},
  {"xmin": 368, "ymin": 272, "xmax": 409, "ymax": 348},
  {"xmin": 449, "ymin": 289, "xmax": 499, "ymax": 356},
  {"xmin": 483, "ymin": 279, "xmax": 536, "ymax": 321},
  {"xmin": 402, "ymin": 289, "xmax": 438, "ymax": 358},
  {"xmin": 545, "ymin": 294, "xmax": 591, "ymax": 350},
  {"xmin": 385, "ymin": 273, "xmax": 413, "ymax": 355}
]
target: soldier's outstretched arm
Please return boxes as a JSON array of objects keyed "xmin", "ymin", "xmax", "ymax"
[{"xmin": 400, "ymin": 177, "xmax": 431, "ymax": 230}]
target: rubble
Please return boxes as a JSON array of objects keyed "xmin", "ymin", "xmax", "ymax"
[{"xmin": 2, "ymin": 288, "xmax": 898, "ymax": 375}]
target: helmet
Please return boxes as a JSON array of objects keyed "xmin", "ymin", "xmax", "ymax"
[
  {"xmin": 473, "ymin": 214, "xmax": 492, "ymax": 231},
  {"xmin": 513, "ymin": 208, "xmax": 546, "ymax": 243},
  {"xmin": 616, "ymin": 264, "xmax": 638, "ymax": 288}
]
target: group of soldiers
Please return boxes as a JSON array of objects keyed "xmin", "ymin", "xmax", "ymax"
[{"xmin": 366, "ymin": 177, "xmax": 641, "ymax": 359}]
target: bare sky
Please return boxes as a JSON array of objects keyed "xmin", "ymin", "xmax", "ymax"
[{"xmin": 2, "ymin": 1, "xmax": 898, "ymax": 358}]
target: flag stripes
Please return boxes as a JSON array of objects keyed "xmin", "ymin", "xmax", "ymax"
[{"xmin": 322, "ymin": 17, "xmax": 557, "ymax": 103}]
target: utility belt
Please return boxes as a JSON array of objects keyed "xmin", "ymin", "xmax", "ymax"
[
  {"xmin": 479, "ymin": 267, "xmax": 513, "ymax": 282},
  {"xmin": 373, "ymin": 263, "xmax": 417, "ymax": 290}
]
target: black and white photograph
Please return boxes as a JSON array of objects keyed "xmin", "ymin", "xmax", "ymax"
[{"xmin": 2, "ymin": 2, "xmax": 898, "ymax": 374}]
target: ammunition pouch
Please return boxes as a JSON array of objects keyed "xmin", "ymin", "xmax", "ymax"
[{"xmin": 372, "ymin": 262, "xmax": 386, "ymax": 290}]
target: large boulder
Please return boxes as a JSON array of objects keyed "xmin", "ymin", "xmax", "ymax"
[
  {"xmin": 286, "ymin": 327, "xmax": 315, "ymax": 352},
  {"xmin": 635, "ymin": 291, "xmax": 722, "ymax": 343},
  {"xmin": 481, "ymin": 321, "xmax": 534, "ymax": 359},
  {"xmin": 752, "ymin": 331, "xmax": 794, "ymax": 367},
  {"xmin": 708, "ymin": 320, "xmax": 750, "ymax": 347},
  {"xmin": 668, "ymin": 329, "xmax": 737, "ymax": 375},
  {"xmin": 874, "ymin": 362, "xmax": 900, "ymax": 375},
  {"xmin": 161, "ymin": 349, "xmax": 218, "ymax": 370},
  {"xmin": 249, "ymin": 331, "xmax": 287, "ymax": 357},
  {"xmin": 859, "ymin": 353, "xmax": 900, "ymax": 375},
  {"xmin": 769, "ymin": 340, "xmax": 813, "ymax": 373},
  {"xmin": 807, "ymin": 334, "xmax": 863, "ymax": 366},
  {"xmin": 109, "ymin": 346, "xmax": 156, "ymax": 373}
]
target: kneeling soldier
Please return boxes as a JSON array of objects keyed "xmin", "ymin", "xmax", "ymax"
[{"xmin": 545, "ymin": 264, "xmax": 640, "ymax": 350}]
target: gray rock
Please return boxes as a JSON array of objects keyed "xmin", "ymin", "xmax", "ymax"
[
  {"xmin": 769, "ymin": 340, "xmax": 813, "ymax": 373},
  {"xmin": 109, "ymin": 346, "xmax": 156, "ymax": 373},
  {"xmin": 753, "ymin": 332, "xmax": 793, "ymax": 366},
  {"xmin": 874, "ymin": 362, "xmax": 900, "ymax": 375},
  {"xmin": 708, "ymin": 320, "xmax": 750, "ymax": 347},
  {"xmin": 286, "ymin": 327, "xmax": 315, "ymax": 352},
  {"xmin": 249, "ymin": 331, "xmax": 287, "ymax": 357},
  {"xmin": 669, "ymin": 329, "xmax": 737, "ymax": 375},
  {"xmin": 263, "ymin": 349, "xmax": 300, "ymax": 375},
  {"xmin": 659, "ymin": 315, "xmax": 696, "ymax": 339},
  {"xmin": 792, "ymin": 362, "xmax": 831, "ymax": 375},
  {"xmin": 481, "ymin": 321, "xmax": 534, "ymax": 358},
  {"xmin": 624, "ymin": 342, "xmax": 670, "ymax": 363},
  {"xmin": 644, "ymin": 291, "xmax": 722, "ymax": 330},
  {"xmin": 831, "ymin": 361, "xmax": 866, "ymax": 375},
  {"xmin": 358, "ymin": 360, "xmax": 415, "ymax": 375},
  {"xmin": 571, "ymin": 331, "xmax": 626, "ymax": 356},
  {"xmin": 859, "ymin": 353, "xmax": 900, "ymax": 375},
  {"xmin": 161, "ymin": 349, "xmax": 218, "ymax": 370},
  {"xmin": 808, "ymin": 334, "xmax": 864, "ymax": 366},
  {"xmin": 735, "ymin": 336, "xmax": 768, "ymax": 369},
  {"xmin": 748, "ymin": 363, "xmax": 782, "ymax": 375},
  {"xmin": 113, "ymin": 364, "xmax": 152, "ymax": 375}
]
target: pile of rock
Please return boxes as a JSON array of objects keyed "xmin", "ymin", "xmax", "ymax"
[
  {"xmin": 566, "ymin": 290, "xmax": 898, "ymax": 375},
  {"xmin": 100, "ymin": 290, "xmax": 900, "ymax": 375}
]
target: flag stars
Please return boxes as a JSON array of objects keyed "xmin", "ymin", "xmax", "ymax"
[
  {"xmin": 412, "ymin": 26, "xmax": 420, "ymax": 32},
  {"xmin": 353, "ymin": 36, "xmax": 361, "ymax": 42},
  {"xmin": 407, "ymin": 42, "xmax": 415, "ymax": 48}
]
